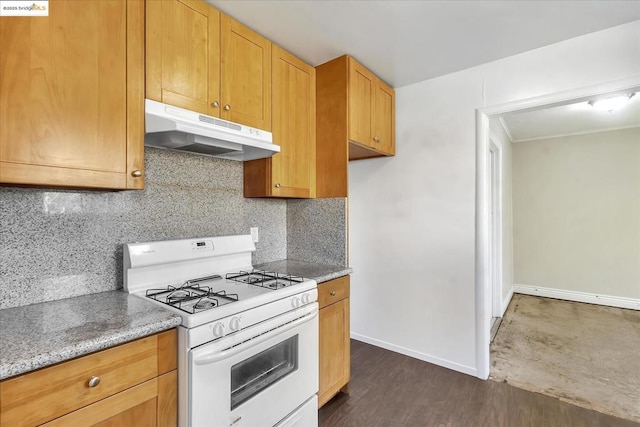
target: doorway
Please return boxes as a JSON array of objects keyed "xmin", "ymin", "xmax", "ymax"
[{"xmin": 474, "ymin": 76, "xmax": 640, "ymax": 381}]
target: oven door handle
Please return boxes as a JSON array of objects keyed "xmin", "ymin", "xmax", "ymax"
[{"xmin": 193, "ymin": 310, "xmax": 318, "ymax": 366}]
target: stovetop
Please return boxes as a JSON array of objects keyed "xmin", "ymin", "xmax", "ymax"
[{"xmin": 144, "ymin": 270, "xmax": 306, "ymax": 315}]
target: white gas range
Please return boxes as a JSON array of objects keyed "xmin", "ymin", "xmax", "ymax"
[{"xmin": 123, "ymin": 235, "xmax": 318, "ymax": 427}]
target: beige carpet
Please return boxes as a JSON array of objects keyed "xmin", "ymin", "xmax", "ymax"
[{"xmin": 490, "ymin": 294, "xmax": 640, "ymax": 423}]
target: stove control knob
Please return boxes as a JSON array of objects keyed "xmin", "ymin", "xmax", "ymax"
[
  {"xmin": 212, "ymin": 322, "xmax": 225, "ymax": 338},
  {"xmin": 229, "ymin": 317, "xmax": 241, "ymax": 332},
  {"xmin": 301, "ymin": 293, "xmax": 310, "ymax": 305},
  {"xmin": 291, "ymin": 296, "xmax": 301, "ymax": 308}
]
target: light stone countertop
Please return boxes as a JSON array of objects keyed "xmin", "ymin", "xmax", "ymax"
[
  {"xmin": 0, "ymin": 291, "xmax": 182, "ymax": 381},
  {"xmin": 253, "ymin": 259, "xmax": 352, "ymax": 283}
]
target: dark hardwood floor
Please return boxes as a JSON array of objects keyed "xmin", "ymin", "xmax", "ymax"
[{"xmin": 319, "ymin": 340, "xmax": 639, "ymax": 427}]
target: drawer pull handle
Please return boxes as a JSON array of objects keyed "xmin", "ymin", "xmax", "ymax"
[
  {"xmin": 131, "ymin": 170, "xmax": 142, "ymax": 178},
  {"xmin": 88, "ymin": 376, "xmax": 101, "ymax": 388},
  {"xmin": 330, "ymin": 291, "xmax": 336, "ymax": 296}
]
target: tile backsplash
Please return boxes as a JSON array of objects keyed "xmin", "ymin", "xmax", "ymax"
[
  {"xmin": 0, "ymin": 148, "xmax": 288, "ymax": 309},
  {"xmin": 287, "ymin": 198, "xmax": 348, "ymax": 267},
  {"xmin": 1, "ymin": 148, "xmax": 349, "ymax": 310}
]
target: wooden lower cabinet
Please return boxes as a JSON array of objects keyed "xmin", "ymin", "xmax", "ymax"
[
  {"xmin": 0, "ymin": 330, "xmax": 177, "ymax": 427},
  {"xmin": 318, "ymin": 276, "xmax": 350, "ymax": 408}
]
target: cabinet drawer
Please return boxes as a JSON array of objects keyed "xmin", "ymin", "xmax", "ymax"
[
  {"xmin": 318, "ymin": 276, "xmax": 350, "ymax": 309},
  {"xmin": 0, "ymin": 336, "xmax": 159, "ymax": 427}
]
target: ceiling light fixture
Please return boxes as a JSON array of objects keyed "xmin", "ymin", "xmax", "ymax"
[{"xmin": 588, "ymin": 93, "xmax": 636, "ymax": 113}]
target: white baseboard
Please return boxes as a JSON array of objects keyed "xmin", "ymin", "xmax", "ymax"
[
  {"xmin": 501, "ymin": 286, "xmax": 514, "ymax": 317},
  {"xmin": 350, "ymin": 332, "xmax": 478, "ymax": 377},
  {"xmin": 513, "ymin": 284, "xmax": 640, "ymax": 310}
]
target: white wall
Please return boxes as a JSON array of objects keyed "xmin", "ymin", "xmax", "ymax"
[
  {"xmin": 489, "ymin": 119, "xmax": 514, "ymax": 313},
  {"xmin": 513, "ymin": 127, "xmax": 640, "ymax": 299},
  {"xmin": 348, "ymin": 20, "xmax": 640, "ymax": 376}
]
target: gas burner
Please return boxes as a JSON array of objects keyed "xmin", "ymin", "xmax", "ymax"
[
  {"xmin": 264, "ymin": 280, "xmax": 286, "ymax": 290},
  {"xmin": 144, "ymin": 281, "xmax": 242, "ymax": 314},
  {"xmin": 167, "ymin": 290, "xmax": 190, "ymax": 302},
  {"xmin": 226, "ymin": 271, "xmax": 276, "ymax": 284},
  {"xmin": 194, "ymin": 298, "xmax": 217, "ymax": 310}
]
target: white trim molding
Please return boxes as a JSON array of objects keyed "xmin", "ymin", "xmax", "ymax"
[
  {"xmin": 350, "ymin": 333, "xmax": 478, "ymax": 377},
  {"xmin": 513, "ymin": 284, "xmax": 640, "ymax": 310},
  {"xmin": 501, "ymin": 286, "xmax": 514, "ymax": 317}
]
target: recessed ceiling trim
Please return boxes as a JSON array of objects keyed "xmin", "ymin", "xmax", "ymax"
[
  {"xmin": 511, "ymin": 123, "xmax": 640, "ymax": 143},
  {"xmin": 481, "ymin": 76, "xmax": 640, "ymax": 116},
  {"xmin": 497, "ymin": 116, "xmax": 515, "ymax": 143}
]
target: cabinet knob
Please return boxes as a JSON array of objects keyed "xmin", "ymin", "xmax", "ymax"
[
  {"xmin": 330, "ymin": 290, "xmax": 336, "ymax": 296},
  {"xmin": 88, "ymin": 376, "xmax": 101, "ymax": 388},
  {"xmin": 211, "ymin": 101, "xmax": 219, "ymax": 108},
  {"xmin": 373, "ymin": 136, "xmax": 381, "ymax": 143},
  {"xmin": 131, "ymin": 170, "xmax": 142, "ymax": 178},
  {"xmin": 223, "ymin": 104, "xmax": 231, "ymax": 111},
  {"xmin": 275, "ymin": 183, "xmax": 281, "ymax": 188}
]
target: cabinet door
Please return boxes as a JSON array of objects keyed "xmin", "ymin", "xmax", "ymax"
[
  {"xmin": 348, "ymin": 58, "xmax": 375, "ymax": 148},
  {"xmin": 318, "ymin": 298, "xmax": 350, "ymax": 407},
  {"xmin": 221, "ymin": 15, "xmax": 271, "ymax": 130},
  {"xmin": 40, "ymin": 378, "xmax": 156, "ymax": 427},
  {"xmin": 0, "ymin": 0, "xmax": 144, "ymax": 190},
  {"xmin": 373, "ymin": 79, "xmax": 395, "ymax": 156},
  {"xmin": 146, "ymin": 0, "xmax": 220, "ymax": 117},
  {"xmin": 270, "ymin": 45, "xmax": 315, "ymax": 198}
]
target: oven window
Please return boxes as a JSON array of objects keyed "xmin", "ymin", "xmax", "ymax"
[{"xmin": 230, "ymin": 335, "xmax": 299, "ymax": 410}]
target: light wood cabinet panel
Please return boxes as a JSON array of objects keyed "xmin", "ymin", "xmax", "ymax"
[
  {"xmin": 157, "ymin": 329, "xmax": 178, "ymax": 375},
  {"xmin": 0, "ymin": 0, "xmax": 144, "ymax": 190},
  {"xmin": 0, "ymin": 330, "xmax": 177, "ymax": 427},
  {"xmin": 348, "ymin": 59, "xmax": 375, "ymax": 148},
  {"xmin": 41, "ymin": 379, "xmax": 158, "ymax": 427},
  {"xmin": 244, "ymin": 45, "xmax": 315, "ymax": 198},
  {"xmin": 315, "ymin": 56, "xmax": 349, "ymax": 198},
  {"xmin": 316, "ymin": 55, "xmax": 395, "ymax": 196},
  {"xmin": 318, "ymin": 275, "xmax": 350, "ymax": 309},
  {"xmin": 221, "ymin": 15, "xmax": 271, "ymax": 130},
  {"xmin": 318, "ymin": 276, "xmax": 350, "ymax": 408},
  {"xmin": 374, "ymin": 80, "xmax": 395, "ymax": 156},
  {"xmin": 157, "ymin": 371, "xmax": 178, "ymax": 427},
  {"xmin": 146, "ymin": 0, "xmax": 220, "ymax": 117}
]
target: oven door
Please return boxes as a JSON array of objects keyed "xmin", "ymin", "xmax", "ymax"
[{"xmin": 188, "ymin": 303, "xmax": 318, "ymax": 427}]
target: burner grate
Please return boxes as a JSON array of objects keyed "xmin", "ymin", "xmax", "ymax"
[
  {"xmin": 145, "ymin": 276, "xmax": 239, "ymax": 314},
  {"xmin": 225, "ymin": 270, "xmax": 304, "ymax": 290}
]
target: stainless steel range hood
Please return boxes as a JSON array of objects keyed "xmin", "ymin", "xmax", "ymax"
[{"xmin": 144, "ymin": 99, "xmax": 279, "ymax": 161}]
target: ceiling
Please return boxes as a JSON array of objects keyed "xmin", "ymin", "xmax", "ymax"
[
  {"xmin": 499, "ymin": 90, "xmax": 640, "ymax": 142},
  {"xmin": 207, "ymin": 0, "xmax": 640, "ymax": 88}
]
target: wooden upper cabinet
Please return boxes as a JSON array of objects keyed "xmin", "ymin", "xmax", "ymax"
[
  {"xmin": 346, "ymin": 56, "xmax": 395, "ymax": 159},
  {"xmin": 0, "ymin": 0, "xmax": 144, "ymax": 190},
  {"xmin": 316, "ymin": 55, "xmax": 395, "ymax": 197},
  {"xmin": 221, "ymin": 15, "xmax": 271, "ymax": 131},
  {"xmin": 146, "ymin": 3, "xmax": 271, "ymax": 131},
  {"xmin": 348, "ymin": 59, "xmax": 375, "ymax": 148},
  {"xmin": 146, "ymin": 0, "xmax": 221, "ymax": 117},
  {"xmin": 244, "ymin": 45, "xmax": 315, "ymax": 198},
  {"xmin": 373, "ymin": 79, "xmax": 395, "ymax": 156}
]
